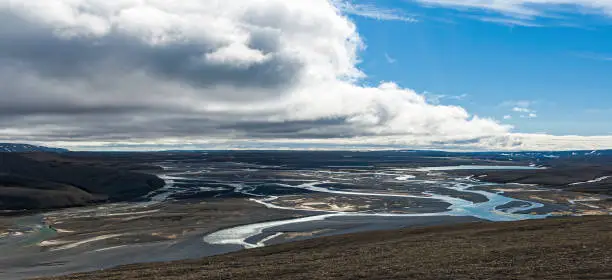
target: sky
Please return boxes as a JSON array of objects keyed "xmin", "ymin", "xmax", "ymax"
[
  {"xmin": 0, "ymin": 0, "xmax": 611, "ymax": 151},
  {"xmin": 348, "ymin": 0, "xmax": 612, "ymax": 136}
]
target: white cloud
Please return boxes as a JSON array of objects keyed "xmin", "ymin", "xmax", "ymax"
[
  {"xmin": 384, "ymin": 53, "xmax": 397, "ymax": 64},
  {"xmin": 39, "ymin": 134, "xmax": 612, "ymax": 152},
  {"xmin": 333, "ymin": 0, "xmax": 418, "ymax": 22},
  {"xmin": 205, "ymin": 43, "xmax": 269, "ymax": 68},
  {"xmin": 424, "ymin": 93, "xmax": 468, "ymax": 104},
  {"xmin": 0, "ymin": 0, "xmax": 509, "ymax": 146},
  {"xmin": 507, "ymin": 100, "xmax": 534, "ymax": 107},
  {"xmin": 415, "ymin": 0, "xmax": 612, "ymax": 18},
  {"xmin": 574, "ymin": 52, "xmax": 612, "ymax": 62},
  {"xmin": 505, "ymin": 101, "xmax": 539, "ymax": 119},
  {"xmin": 414, "ymin": 0, "xmax": 612, "ymax": 26},
  {"xmin": 0, "ymin": 0, "xmax": 609, "ymax": 151},
  {"xmin": 475, "ymin": 16, "xmax": 543, "ymax": 27},
  {"xmin": 513, "ymin": 107, "xmax": 531, "ymax": 113},
  {"xmin": 503, "ymin": 115, "xmax": 513, "ymax": 120}
]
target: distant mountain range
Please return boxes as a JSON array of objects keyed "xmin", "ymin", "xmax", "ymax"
[
  {"xmin": 1, "ymin": 142, "xmax": 611, "ymax": 157},
  {"xmin": 162, "ymin": 149, "xmax": 612, "ymax": 159},
  {"xmin": 405, "ymin": 149, "xmax": 612, "ymax": 159},
  {"xmin": 0, "ymin": 143, "xmax": 69, "ymax": 153}
]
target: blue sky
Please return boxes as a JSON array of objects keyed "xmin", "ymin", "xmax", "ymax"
[{"xmin": 343, "ymin": 0, "xmax": 612, "ymax": 136}]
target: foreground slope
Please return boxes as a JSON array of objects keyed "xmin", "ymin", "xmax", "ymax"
[{"xmin": 47, "ymin": 216, "xmax": 611, "ymax": 280}]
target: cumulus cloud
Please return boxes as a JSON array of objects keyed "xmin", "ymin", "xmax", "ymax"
[{"xmin": 0, "ymin": 0, "xmax": 610, "ymax": 151}]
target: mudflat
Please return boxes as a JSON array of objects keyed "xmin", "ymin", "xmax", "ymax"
[{"xmin": 45, "ymin": 216, "xmax": 612, "ymax": 280}]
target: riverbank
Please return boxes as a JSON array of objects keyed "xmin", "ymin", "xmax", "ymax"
[
  {"xmin": 45, "ymin": 215, "xmax": 612, "ymax": 280},
  {"xmin": 0, "ymin": 199, "xmax": 306, "ymax": 280}
]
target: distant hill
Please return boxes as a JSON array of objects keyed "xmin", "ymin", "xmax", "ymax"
[
  {"xmin": 0, "ymin": 143, "xmax": 68, "ymax": 153},
  {"xmin": 0, "ymin": 153, "xmax": 164, "ymax": 210}
]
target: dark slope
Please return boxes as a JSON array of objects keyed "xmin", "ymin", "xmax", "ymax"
[
  {"xmin": 47, "ymin": 216, "xmax": 612, "ymax": 280},
  {"xmin": 447, "ymin": 152, "xmax": 612, "ymax": 195},
  {"xmin": 454, "ymin": 165, "xmax": 612, "ymax": 195},
  {"xmin": 0, "ymin": 153, "xmax": 164, "ymax": 210}
]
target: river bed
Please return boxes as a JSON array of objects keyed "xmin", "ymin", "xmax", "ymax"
[{"xmin": 1, "ymin": 162, "xmax": 609, "ymax": 279}]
